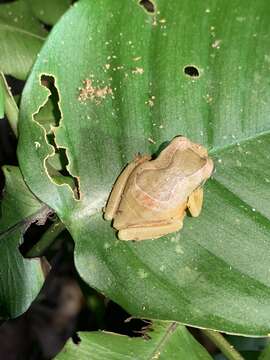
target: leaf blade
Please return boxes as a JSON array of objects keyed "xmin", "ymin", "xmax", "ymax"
[
  {"xmin": 0, "ymin": 1, "xmax": 46, "ymax": 79},
  {"xmin": 56, "ymin": 321, "xmax": 212, "ymax": 360},
  {"xmin": 0, "ymin": 166, "xmax": 47, "ymax": 318},
  {"xmin": 17, "ymin": 0, "xmax": 270, "ymax": 335}
]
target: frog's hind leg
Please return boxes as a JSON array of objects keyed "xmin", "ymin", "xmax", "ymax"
[
  {"xmin": 187, "ymin": 187, "xmax": 203, "ymax": 217},
  {"xmin": 118, "ymin": 217, "xmax": 184, "ymax": 241},
  {"xmin": 104, "ymin": 154, "xmax": 150, "ymax": 220}
]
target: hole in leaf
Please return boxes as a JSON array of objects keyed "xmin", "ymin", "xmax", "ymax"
[
  {"xmin": 139, "ymin": 0, "xmax": 155, "ymax": 13},
  {"xmin": 183, "ymin": 65, "xmax": 200, "ymax": 78},
  {"xmin": 20, "ymin": 216, "xmax": 54, "ymax": 257},
  {"xmin": 34, "ymin": 75, "xmax": 80, "ymax": 199}
]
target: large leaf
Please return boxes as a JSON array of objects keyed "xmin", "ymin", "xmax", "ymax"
[
  {"xmin": 0, "ymin": 1, "xmax": 46, "ymax": 80},
  {"xmin": 0, "ymin": 166, "xmax": 48, "ymax": 318},
  {"xmin": 56, "ymin": 321, "xmax": 212, "ymax": 360},
  {"xmin": 17, "ymin": 0, "xmax": 270, "ymax": 335}
]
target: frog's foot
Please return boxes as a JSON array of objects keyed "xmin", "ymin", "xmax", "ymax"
[
  {"xmin": 187, "ymin": 187, "xmax": 203, "ymax": 217},
  {"xmin": 118, "ymin": 217, "xmax": 184, "ymax": 241}
]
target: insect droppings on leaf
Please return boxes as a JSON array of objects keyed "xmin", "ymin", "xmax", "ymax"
[
  {"xmin": 132, "ymin": 67, "xmax": 144, "ymax": 75},
  {"xmin": 78, "ymin": 79, "xmax": 113, "ymax": 104}
]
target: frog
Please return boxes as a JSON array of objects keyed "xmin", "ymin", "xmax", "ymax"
[{"xmin": 104, "ymin": 136, "xmax": 214, "ymax": 241}]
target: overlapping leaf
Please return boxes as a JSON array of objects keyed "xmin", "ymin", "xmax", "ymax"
[
  {"xmin": 0, "ymin": 166, "xmax": 48, "ymax": 318},
  {"xmin": 56, "ymin": 321, "xmax": 212, "ymax": 360},
  {"xmin": 0, "ymin": 1, "xmax": 47, "ymax": 79}
]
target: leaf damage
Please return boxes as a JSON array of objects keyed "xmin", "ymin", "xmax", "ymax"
[
  {"xmin": 78, "ymin": 78, "xmax": 113, "ymax": 104},
  {"xmin": 138, "ymin": 0, "xmax": 156, "ymax": 14},
  {"xmin": 33, "ymin": 74, "xmax": 80, "ymax": 200}
]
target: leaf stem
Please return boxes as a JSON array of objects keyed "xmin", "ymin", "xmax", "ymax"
[
  {"xmin": 0, "ymin": 72, "xmax": 19, "ymax": 137},
  {"xmin": 202, "ymin": 329, "xmax": 245, "ymax": 360},
  {"xmin": 26, "ymin": 219, "xmax": 66, "ymax": 257}
]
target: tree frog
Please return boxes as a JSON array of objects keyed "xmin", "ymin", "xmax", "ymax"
[{"xmin": 104, "ymin": 136, "xmax": 214, "ymax": 241}]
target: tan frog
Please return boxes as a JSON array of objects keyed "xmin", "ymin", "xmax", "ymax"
[{"xmin": 104, "ymin": 136, "xmax": 214, "ymax": 241}]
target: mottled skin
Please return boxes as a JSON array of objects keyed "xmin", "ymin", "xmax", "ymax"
[{"xmin": 104, "ymin": 136, "xmax": 214, "ymax": 241}]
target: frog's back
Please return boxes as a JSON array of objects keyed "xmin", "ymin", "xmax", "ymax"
[{"xmin": 135, "ymin": 148, "xmax": 207, "ymax": 204}]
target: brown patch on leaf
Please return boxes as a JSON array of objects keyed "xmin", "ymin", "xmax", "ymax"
[
  {"xmin": 145, "ymin": 95, "xmax": 155, "ymax": 107},
  {"xmin": 132, "ymin": 67, "xmax": 144, "ymax": 75},
  {"xmin": 78, "ymin": 79, "xmax": 113, "ymax": 104}
]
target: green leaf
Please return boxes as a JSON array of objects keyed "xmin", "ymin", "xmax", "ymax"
[
  {"xmin": 226, "ymin": 335, "xmax": 267, "ymax": 353},
  {"xmin": 0, "ymin": 77, "xmax": 4, "ymax": 118},
  {"xmin": 213, "ymin": 335, "xmax": 268, "ymax": 360},
  {"xmin": 0, "ymin": 166, "xmax": 48, "ymax": 318},
  {"xmin": 56, "ymin": 321, "xmax": 212, "ymax": 360},
  {"xmin": 0, "ymin": 1, "xmax": 47, "ymax": 80},
  {"xmin": 259, "ymin": 340, "xmax": 270, "ymax": 360},
  {"xmin": 26, "ymin": 219, "xmax": 65, "ymax": 257},
  {"xmin": 0, "ymin": 72, "xmax": 19, "ymax": 136},
  {"xmin": 27, "ymin": 0, "xmax": 72, "ymax": 26},
  {"xmin": 17, "ymin": 0, "xmax": 270, "ymax": 335}
]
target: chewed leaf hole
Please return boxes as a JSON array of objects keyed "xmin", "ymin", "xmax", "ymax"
[
  {"xmin": 34, "ymin": 75, "xmax": 80, "ymax": 200},
  {"xmin": 139, "ymin": 0, "xmax": 155, "ymax": 13},
  {"xmin": 183, "ymin": 65, "xmax": 200, "ymax": 78}
]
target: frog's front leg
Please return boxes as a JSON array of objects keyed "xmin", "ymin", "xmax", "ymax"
[
  {"xmin": 104, "ymin": 154, "xmax": 150, "ymax": 220},
  {"xmin": 187, "ymin": 187, "xmax": 203, "ymax": 217},
  {"xmin": 118, "ymin": 215, "xmax": 185, "ymax": 241}
]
